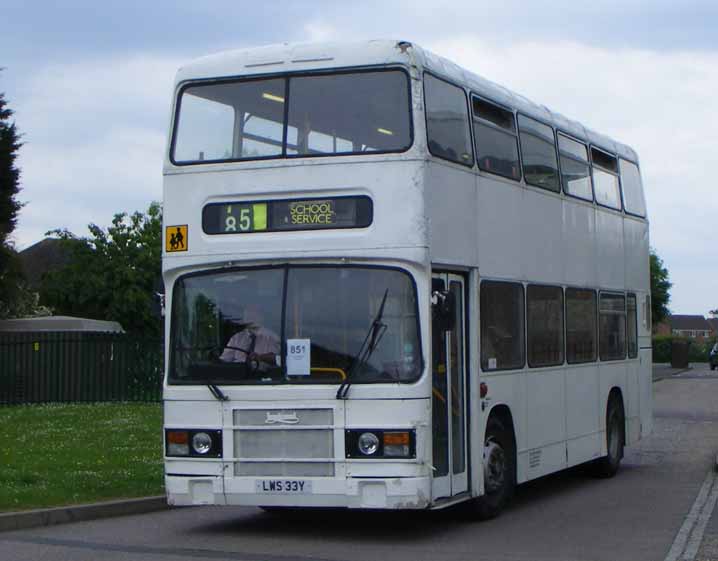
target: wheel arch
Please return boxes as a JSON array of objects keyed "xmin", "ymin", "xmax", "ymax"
[
  {"xmin": 485, "ymin": 403, "xmax": 517, "ymax": 470},
  {"xmin": 607, "ymin": 386, "xmax": 627, "ymax": 444}
]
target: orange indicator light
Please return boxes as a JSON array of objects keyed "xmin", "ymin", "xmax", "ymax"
[
  {"xmin": 167, "ymin": 430, "xmax": 189, "ymax": 444},
  {"xmin": 383, "ymin": 432, "xmax": 410, "ymax": 446}
]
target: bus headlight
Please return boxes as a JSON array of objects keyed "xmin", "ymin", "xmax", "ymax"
[
  {"xmin": 345, "ymin": 429, "xmax": 415, "ymax": 459},
  {"xmin": 166, "ymin": 429, "xmax": 222, "ymax": 457},
  {"xmin": 191, "ymin": 432, "xmax": 213, "ymax": 455},
  {"xmin": 358, "ymin": 432, "xmax": 380, "ymax": 455}
]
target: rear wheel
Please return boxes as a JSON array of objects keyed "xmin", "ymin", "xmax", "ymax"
[
  {"xmin": 591, "ymin": 395, "xmax": 625, "ymax": 478},
  {"xmin": 468, "ymin": 416, "xmax": 515, "ymax": 520}
]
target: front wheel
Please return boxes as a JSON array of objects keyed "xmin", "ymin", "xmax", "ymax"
[
  {"xmin": 467, "ymin": 416, "xmax": 515, "ymax": 520},
  {"xmin": 591, "ymin": 397, "xmax": 625, "ymax": 478}
]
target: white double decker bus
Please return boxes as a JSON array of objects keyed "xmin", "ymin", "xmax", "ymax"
[{"xmin": 162, "ymin": 40, "xmax": 651, "ymax": 518}]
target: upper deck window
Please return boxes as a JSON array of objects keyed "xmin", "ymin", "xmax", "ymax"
[
  {"xmin": 171, "ymin": 69, "xmax": 412, "ymax": 165},
  {"xmin": 619, "ymin": 159, "xmax": 647, "ymax": 217},
  {"xmin": 472, "ymin": 97, "xmax": 520, "ymax": 181},
  {"xmin": 518, "ymin": 115, "xmax": 559, "ymax": 192},
  {"xmin": 591, "ymin": 147, "xmax": 622, "ymax": 210},
  {"xmin": 558, "ymin": 133, "xmax": 593, "ymax": 201},
  {"xmin": 424, "ymin": 74, "xmax": 474, "ymax": 166}
]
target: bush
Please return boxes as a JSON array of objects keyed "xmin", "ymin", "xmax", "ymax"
[
  {"xmin": 652, "ymin": 335, "xmax": 716, "ymax": 363},
  {"xmin": 652, "ymin": 335, "xmax": 673, "ymax": 363}
]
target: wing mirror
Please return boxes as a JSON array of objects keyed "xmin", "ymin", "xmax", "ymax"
[{"xmin": 431, "ymin": 290, "xmax": 456, "ymax": 332}]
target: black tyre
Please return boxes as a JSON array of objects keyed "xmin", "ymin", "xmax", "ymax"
[
  {"xmin": 591, "ymin": 395, "xmax": 625, "ymax": 478},
  {"xmin": 469, "ymin": 415, "xmax": 516, "ymax": 520},
  {"xmin": 711, "ymin": 363, "xmax": 716, "ymax": 371},
  {"xmin": 259, "ymin": 506, "xmax": 298, "ymax": 515}
]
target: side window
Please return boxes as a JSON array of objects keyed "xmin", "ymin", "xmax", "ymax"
[
  {"xmin": 558, "ymin": 134, "xmax": 593, "ymax": 201},
  {"xmin": 566, "ymin": 288, "xmax": 597, "ymax": 364},
  {"xmin": 472, "ymin": 97, "xmax": 521, "ymax": 181},
  {"xmin": 527, "ymin": 285, "xmax": 564, "ymax": 367},
  {"xmin": 481, "ymin": 281, "xmax": 525, "ymax": 371},
  {"xmin": 424, "ymin": 74, "xmax": 474, "ymax": 166},
  {"xmin": 599, "ymin": 293, "xmax": 626, "ymax": 360},
  {"xmin": 627, "ymin": 293, "xmax": 638, "ymax": 358},
  {"xmin": 518, "ymin": 115, "xmax": 559, "ymax": 192},
  {"xmin": 591, "ymin": 148, "xmax": 622, "ymax": 210},
  {"xmin": 619, "ymin": 159, "xmax": 647, "ymax": 217}
]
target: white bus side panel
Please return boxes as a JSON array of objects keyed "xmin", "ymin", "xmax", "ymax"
[
  {"xmin": 562, "ymin": 201, "xmax": 597, "ymax": 287},
  {"xmin": 595, "ymin": 211, "xmax": 625, "ymax": 290},
  {"xmin": 520, "ymin": 189, "xmax": 563, "ymax": 284},
  {"xmin": 525, "ymin": 367, "xmax": 567, "ymax": 479},
  {"xmin": 424, "ymin": 162, "xmax": 477, "ymax": 267},
  {"xmin": 565, "ymin": 363, "xmax": 601, "ymax": 466}
]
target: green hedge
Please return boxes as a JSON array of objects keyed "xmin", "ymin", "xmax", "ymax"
[{"xmin": 652, "ymin": 335, "xmax": 716, "ymax": 363}]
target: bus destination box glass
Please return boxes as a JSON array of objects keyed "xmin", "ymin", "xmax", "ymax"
[{"xmin": 202, "ymin": 196, "xmax": 373, "ymax": 235}]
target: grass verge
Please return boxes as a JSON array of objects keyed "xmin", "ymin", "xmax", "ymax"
[{"xmin": 0, "ymin": 402, "xmax": 163, "ymax": 512}]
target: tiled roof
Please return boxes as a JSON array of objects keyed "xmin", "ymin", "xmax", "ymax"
[{"xmin": 670, "ymin": 315, "xmax": 712, "ymax": 331}]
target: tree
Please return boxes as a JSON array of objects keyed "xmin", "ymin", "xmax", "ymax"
[
  {"xmin": 650, "ymin": 248, "xmax": 671, "ymax": 326},
  {"xmin": 40, "ymin": 202, "xmax": 163, "ymax": 337},
  {"xmin": 0, "ymin": 81, "xmax": 26, "ymax": 317}
]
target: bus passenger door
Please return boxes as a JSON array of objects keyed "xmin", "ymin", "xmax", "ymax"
[{"xmin": 431, "ymin": 273, "xmax": 468, "ymax": 500}]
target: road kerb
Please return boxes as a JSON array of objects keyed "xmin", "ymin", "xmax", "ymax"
[{"xmin": 0, "ymin": 496, "xmax": 169, "ymax": 533}]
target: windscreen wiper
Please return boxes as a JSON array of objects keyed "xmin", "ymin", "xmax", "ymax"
[
  {"xmin": 336, "ymin": 289, "xmax": 389, "ymax": 400},
  {"xmin": 207, "ymin": 382, "xmax": 228, "ymax": 401}
]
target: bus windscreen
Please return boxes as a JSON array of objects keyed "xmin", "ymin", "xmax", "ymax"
[
  {"xmin": 169, "ymin": 266, "xmax": 421, "ymax": 385},
  {"xmin": 171, "ymin": 70, "xmax": 412, "ymax": 164}
]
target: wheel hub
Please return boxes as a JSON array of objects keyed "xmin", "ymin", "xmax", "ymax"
[{"xmin": 484, "ymin": 439, "xmax": 506, "ymax": 493}]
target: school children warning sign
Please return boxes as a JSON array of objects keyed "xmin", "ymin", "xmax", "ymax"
[{"xmin": 165, "ymin": 225, "xmax": 188, "ymax": 252}]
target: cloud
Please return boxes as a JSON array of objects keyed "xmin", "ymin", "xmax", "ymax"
[
  {"xmin": 12, "ymin": 54, "xmax": 182, "ymax": 247},
  {"xmin": 426, "ymin": 37, "xmax": 718, "ymax": 313},
  {"xmin": 303, "ymin": 22, "xmax": 342, "ymax": 43}
]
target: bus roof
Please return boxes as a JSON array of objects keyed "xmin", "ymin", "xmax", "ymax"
[{"xmin": 176, "ymin": 40, "xmax": 638, "ymax": 162}]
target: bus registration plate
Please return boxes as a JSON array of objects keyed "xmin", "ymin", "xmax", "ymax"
[{"xmin": 255, "ymin": 480, "xmax": 312, "ymax": 494}]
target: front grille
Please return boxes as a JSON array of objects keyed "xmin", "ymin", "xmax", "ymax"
[
  {"xmin": 233, "ymin": 408, "xmax": 335, "ymax": 477},
  {"xmin": 235, "ymin": 408, "xmax": 332, "ymax": 426},
  {"xmin": 235, "ymin": 429, "xmax": 333, "ymax": 458},
  {"xmin": 235, "ymin": 462, "xmax": 334, "ymax": 477}
]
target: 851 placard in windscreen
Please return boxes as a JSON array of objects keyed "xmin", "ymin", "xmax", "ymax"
[{"xmin": 202, "ymin": 196, "xmax": 372, "ymax": 235}]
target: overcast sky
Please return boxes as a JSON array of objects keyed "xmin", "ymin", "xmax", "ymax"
[{"xmin": 2, "ymin": 1, "xmax": 716, "ymax": 314}]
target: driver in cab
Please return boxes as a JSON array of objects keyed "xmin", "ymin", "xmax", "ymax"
[{"xmin": 220, "ymin": 303, "xmax": 280, "ymax": 371}]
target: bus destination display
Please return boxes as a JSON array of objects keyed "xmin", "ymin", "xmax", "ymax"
[{"xmin": 202, "ymin": 196, "xmax": 372, "ymax": 235}]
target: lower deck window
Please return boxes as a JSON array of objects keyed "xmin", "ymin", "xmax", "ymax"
[
  {"xmin": 627, "ymin": 293, "xmax": 638, "ymax": 359},
  {"xmin": 566, "ymin": 288, "xmax": 597, "ymax": 364},
  {"xmin": 527, "ymin": 285, "xmax": 564, "ymax": 367},
  {"xmin": 481, "ymin": 281, "xmax": 525, "ymax": 371},
  {"xmin": 599, "ymin": 293, "xmax": 626, "ymax": 361}
]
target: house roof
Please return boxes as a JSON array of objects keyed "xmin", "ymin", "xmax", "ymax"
[
  {"xmin": 670, "ymin": 315, "xmax": 712, "ymax": 331},
  {"xmin": 707, "ymin": 318, "xmax": 718, "ymax": 333},
  {"xmin": 0, "ymin": 316, "xmax": 124, "ymax": 333},
  {"xmin": 18, "ymin": 238, "xmax": 72, "ymax": 289}
]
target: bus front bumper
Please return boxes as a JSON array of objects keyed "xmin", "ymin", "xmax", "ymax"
[{"xmin": 165, "ymin": 475, "xmax": 432, "ymax": 509}]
